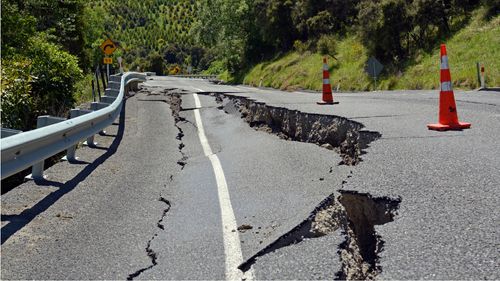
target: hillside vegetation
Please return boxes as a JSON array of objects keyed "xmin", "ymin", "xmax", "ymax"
[
  {"xmin": 194, "ymin": 0, "xmax": 499, "ymax": 91},
  {"xmin": 243, "ymin": 8, "xmax": 500, "ymax": 91},
  {"xmin": 1, "ymin": 0, "xmax": 203, "ymax": 132},
  {"xmin": 2, "ymin": 0, "xmax": 499, "ymax": 133},
  {"xmin": 92, "ymin": 0, "xmax": 203, "ymax": 73}
]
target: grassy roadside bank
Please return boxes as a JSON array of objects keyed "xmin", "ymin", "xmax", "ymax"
[{"xmin": 242, "ymin": 8, "xmax": 499, "ymax": 92}]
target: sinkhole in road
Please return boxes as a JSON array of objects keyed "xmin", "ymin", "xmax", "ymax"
[
  {"xmin": 208, "ymin": 93, "xmax": 381, "ymax": 165},
  {"xmin": 238, "ymin": 190, "xmax": 401, "ymax": 280}
]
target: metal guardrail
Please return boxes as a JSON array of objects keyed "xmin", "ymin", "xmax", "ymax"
[
  {"xmin": 0, "ymin": 72, "xmax": 146, "ymax": 180},
  {"xmin": 172, "ymin": 74, "xmax": 218, "ymax": 80}
]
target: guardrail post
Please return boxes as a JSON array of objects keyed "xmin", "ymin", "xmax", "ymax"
[
  {"xmin": 25, "ymin": 116, "xmax": 67, "ymax": 181},
  {"xmin": 62, "ymin": 109, "xmax": 93, "ymax": 162},
  {"xmin": 1, "ymin": 128, "xmax": 23, "ymax": 138},
  {"xmin": 105, "ymin": 88, "xmax": 120, "ymax": 97},
  {"xmin": 83, "ymin": 102, "xmax": 111, "ymax": 147},
  {"xmin": 100, "ymin": 96, "xmax": 116, "ymax": 104}
]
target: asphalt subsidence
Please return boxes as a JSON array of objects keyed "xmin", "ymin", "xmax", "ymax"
[
  {"xmin": 209, "ymin": 93, "xmax": 381, "ymax": 165},
  {"xmin": 337, "ymin": 191, "xmax": 401, "ymax": 280},
  {"xmin": 142, "ymin": 87, "xmax": 401, "ymax": 280},
  {"xmin": 238, "ymin": 190, "xmax": 401, "ymax": 280},
  {"xmin": 199, "ymin": 92, "xmax": 400, "ymax": 279}
]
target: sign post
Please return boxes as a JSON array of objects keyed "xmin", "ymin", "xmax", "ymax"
[
  {"xmin": 480, "ymin": 64, "xmax": 485, "ymax": 88},
  {"xmin": 365, "ymin": 57, "xmax": 384, "ymax": 90},
  {"xmin": 118, "ymin": 57, "xmax": 124, "ymax": 74},
  {"xmin": 103, "ymin": 56, "xmax": 113, "ymax": 79}
]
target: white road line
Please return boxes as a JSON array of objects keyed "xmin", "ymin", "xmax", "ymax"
[{"xmin": 192, "ymin": 93, "xmax": 254, "ymax": 281}]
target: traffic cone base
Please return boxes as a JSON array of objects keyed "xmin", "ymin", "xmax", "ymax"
[
  {"xmin": 427, "ymin": 122, "xmax": 471, "ymax": 131},
  {"xmin": 317, "ymin": 101, "xmax": 340, "ymax": 105}
]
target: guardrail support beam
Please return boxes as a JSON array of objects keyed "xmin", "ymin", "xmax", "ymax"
[{"xmin": 25, "ymin": 116, "xmax": 67, "ymax": 181}]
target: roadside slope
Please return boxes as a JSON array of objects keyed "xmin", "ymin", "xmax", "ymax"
[{"xmin": 243, "ymin": 8, "xmax": 499, "ymax": 91}]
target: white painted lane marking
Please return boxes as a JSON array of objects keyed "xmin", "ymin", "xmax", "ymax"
[{"xmin": 192, "ymin": 93, "xmax": 254, "ymax": 280}]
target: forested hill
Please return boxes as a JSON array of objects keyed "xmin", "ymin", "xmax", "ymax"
[
  {"xmin": 192, "ymin": 0, "xmax": 499, "ymax": 89},
  {"xmin": 91, "ymin": 0, "xmax": 201, "ymax": 73}
]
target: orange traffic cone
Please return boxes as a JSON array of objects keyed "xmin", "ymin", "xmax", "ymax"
[
  {"xmin": 317, "ymin": 57, "xmax": 339, "ymax": 105},
  {"xmin": 427, "ymin": 44, "xmax": 471, "ymax": 131}
]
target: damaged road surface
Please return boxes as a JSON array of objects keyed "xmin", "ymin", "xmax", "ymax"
[{"xmin": 1, "ymin": 76, "xmax": 499, "ymax": 280}]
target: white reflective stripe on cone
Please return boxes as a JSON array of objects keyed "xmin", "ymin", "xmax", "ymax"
[
  {"xmin": 441, "ymin": 55, "xmax": 449, "ymax": 70},
  {"xmin": 323, "ymin": 79, "xmax": 330, "ymax": 84},
  {"xmin": 441, "ymin": 81, "xmax": 452, "ymax": 91},
  {"xmin": 323, "ymin": 64, "xmax": 329, "ymax": 71}
]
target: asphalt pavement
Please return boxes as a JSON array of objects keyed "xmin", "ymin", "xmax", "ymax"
[{"xmin": 1, "ymin": 76, "xmax": 499, "ymax": 280}]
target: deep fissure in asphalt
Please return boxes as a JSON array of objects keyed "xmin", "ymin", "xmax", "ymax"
[
  {"xmin": 136, "ymin": 88, "xmax": 402, "ymax": 280},
  {"xmin": 166, "ymin": 91, "xmax": 190, "ymax": 170},
  {"xmin": 336, "ymin": 191, "xmax": 401, "ymax": 280},
  {"xmin": 203, "ymin": 92, "xmax": 402, "ymax": 279},
  {"xmin": 209, "ymin": 93, "xmax": 381, "ymax": 165},
  {"xmin": 238, "ymin": 189, "xmax": 401, "ymax": 280}
]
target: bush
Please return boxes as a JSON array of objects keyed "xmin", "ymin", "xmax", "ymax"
[
  {"xmin": 1, "ymin": 37, "xmax": 83, "ymax": 130},
  {"xmin": 28, "ymin": 36, "xmax": 83, "ymax": 118},
  {"xmin": 317, "ymin": 35, "xmax": 337, "ymax": 56},
  {"xmin": 293, "ymin": 40, "xmax": 310, "ymax": 54},
  {"xmin": 205, "ymin": 60, "xmax": 226, "ymax": 75},
  {"xmin": 1, "ymin": 58, "xmax": 35, "ymax": 130}
]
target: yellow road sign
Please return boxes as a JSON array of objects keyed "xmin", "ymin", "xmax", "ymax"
[
  {"xmin": 103, "ymin": 57, "xmax": 113, "ymax": 64},
  {"xmin": 100, "ymin": 38, "xmax": 117, "ymax": 55}
]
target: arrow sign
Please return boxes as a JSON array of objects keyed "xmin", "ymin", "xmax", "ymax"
[{"xmin": 100, "ymin": 38, "xmax": 117, "ymax": 55}]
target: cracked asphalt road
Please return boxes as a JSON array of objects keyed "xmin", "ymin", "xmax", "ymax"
[{"xmin": 1, "ymin": 76, "xmax": 499, "ymax": 280}]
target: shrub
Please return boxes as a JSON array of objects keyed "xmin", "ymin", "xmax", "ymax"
[
  {"xmin": 1, "ymin": 37, "xmax": 83, "ymax": 130},
  {"xmin": 1, "ymin": 58, "xmax": 36, "ymax": 130},
  {"xmin": 293, "ymin": 40, "xmax": 309, "ymax": 54},
  {"xmin": 28, "ymin": 36, "xmax": 83, "ymax": 118},
  {"xmin": 205, "ymin": 60, "xmax": 225, "ymax": 75},
  {"xmin": 317, "ymin": 34, "xmax": 337, "ymax": 56}
]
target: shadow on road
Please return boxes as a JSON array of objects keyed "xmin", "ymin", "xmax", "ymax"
[{"xmin": 1, "ymin": 100, "xmax": 127, "ymax": 245}]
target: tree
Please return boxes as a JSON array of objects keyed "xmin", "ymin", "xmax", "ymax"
[
  {"xmin": 0, "ymin": 0, "xmax": 36, "ymax": 57},
  {"xmin": 357, "ymin": 0, "xmax": 411, "ymax": 63},
  {"xmin": 26, "ymin": 0, "xmax": 87, "ymax": 65}
]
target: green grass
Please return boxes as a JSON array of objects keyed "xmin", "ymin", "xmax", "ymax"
[
  {"xmin": 395, "ymin": 8, "xmax": 500, "ymax": 90},
  {"xmin": 244, "ymin": 36, "xmax": 372, "ymax": 91},
  {"xmin": 243, "ymin": 8, "xmax": 499, "ymax": 91}
]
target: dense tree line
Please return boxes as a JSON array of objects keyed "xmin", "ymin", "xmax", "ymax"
[
  {"xmin": 193, "ymin": 0, "xmax": 499, "ymax": 74},
  {"xmin": 1, "ymin": 0, "xmax": 102, "ymax": 130}
]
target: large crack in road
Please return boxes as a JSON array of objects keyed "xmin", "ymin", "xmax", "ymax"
[
  {"xmin": 202, "ymin": 91, "xmax": 403, "ymax": 280},
  {"xmin": 131, "ymin": 87, "xmax": 403, "ymax": 280},
  {"xmin": 126, "ymin": 88, "xmax": 186, "ymax": 280},
  {"xmin": 209, "ymin": 93, "xmax": 381, "ymax": 165},
  {"xmin": 127, "ymin": 196, "xmax": 171, "ymax": 280}
]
